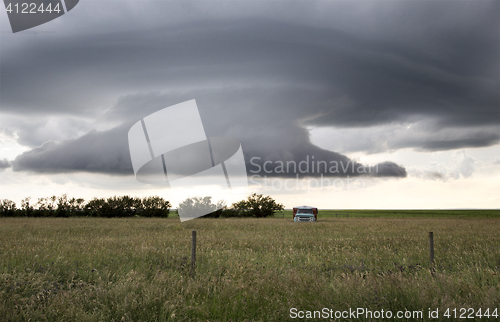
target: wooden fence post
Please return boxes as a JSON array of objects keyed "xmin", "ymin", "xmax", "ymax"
[
  {"xmin": 429, "ymin": 232, "xmax": 434, "ymax": 267},
  {"xmin": 192, "ymin": 230, "xmax": 196, "ymax": 276}
]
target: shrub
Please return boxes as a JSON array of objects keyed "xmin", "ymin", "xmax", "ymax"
[
  {"xmin": 141, "ymin": 196, "xmax": 171, "ymax": 217},
  {"xmin": 177, "ymin": 196, "xmax": 226, "ymax": 218},
  {"xmin": 231, "ymin": 193, "xmax": 284, "ymax": 218},
  {"xmin": 0, "ymin": 199, "xmax": 16, "ymax": 216}
]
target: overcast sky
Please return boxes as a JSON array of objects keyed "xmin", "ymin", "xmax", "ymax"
[{"xmin": 0, "ymin": 0, "xmax": 499, "ymax": 209}]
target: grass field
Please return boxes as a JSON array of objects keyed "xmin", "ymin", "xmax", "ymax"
[
  {"xmin": 278, "ymin": 209, "xmax": 500, "ymax": 218},
  {"xmin": 1, "ymin": 214, "xmax": 499, "ymax": 321}
]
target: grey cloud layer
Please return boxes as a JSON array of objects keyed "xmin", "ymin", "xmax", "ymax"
[
  {"xmin": 3, "ymin": 1, "xmax": 499, "ymax": 177},
  {"xmin": 311, "ymin": 122, "xmax": 500, "ymax": 155},
  {"xmin": 12, "ymin": 124, "xmax": 133, "ymax": 174},
  {"xmin": 11, "ymin": 91, "xmax": 406, "ymax": 178},
  {"xmin": 0, "ymin": 159, "xmax": 10, "ymax": 170}
]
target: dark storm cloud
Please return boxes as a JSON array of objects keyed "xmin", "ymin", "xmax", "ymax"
[
  {"xmin": 417, "ymin": 135, "xmax": 500, "ymax": 152},
  {"xmin": 11, "ymin": 90, "xmax": 407, "ymax": 178},
  {"xmin": 2, "ymin": 1, "xmax": 499, "ymax": 177},
  {"xmin": 11, "ymin": 123, "xmax": 133, "ymax": 174}
]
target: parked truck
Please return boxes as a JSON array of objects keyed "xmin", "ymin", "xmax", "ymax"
[{"xmin": 293, "ymin": 206, "xmax": 318, "ymax": 222}]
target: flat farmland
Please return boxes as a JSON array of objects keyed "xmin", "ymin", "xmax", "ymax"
[
  {"xmin": 1, "ymin": 215, "xmax": 499, "ymax": 321},
  {"xmin": 279, "ymin": 209, "xmax": 500, "ymax": 218}
]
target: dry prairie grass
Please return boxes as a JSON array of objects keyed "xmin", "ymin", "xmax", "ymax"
[{"xmin": 1, "ymin": 217, "xmax": 499, "ymax": 321}]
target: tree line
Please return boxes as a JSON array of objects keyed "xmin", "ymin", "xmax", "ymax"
[
  {"xmin": 0, "ymin": 195, "xmax": 171, "ymax": 217},
  {"xmin": 179, "ymin": 193, "xmax": 284, "ymax": 218},
  {"xmin": 0, "ymin": 193, "xmax": 284, "ymax": 218}
]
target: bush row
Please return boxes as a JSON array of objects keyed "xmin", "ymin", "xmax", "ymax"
[
  {"xmin": 182, "ymin": 193, "xmax": 285, "ymax": 218},
  {"xmin": 0, "ymin": 195, "xmax": 171, "ymax": 218},
  {"xmin": 1, "ymin": 193, "xmax": 285, "ymax": 218}
]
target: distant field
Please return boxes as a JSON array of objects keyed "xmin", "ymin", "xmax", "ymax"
[
  {"xmin": 1, "ymin": 216, "xmax": 499, "ymax": 321},
  {"xmin": 275, "ymin": 209, "xmax": 500, "ymax": 218}
]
